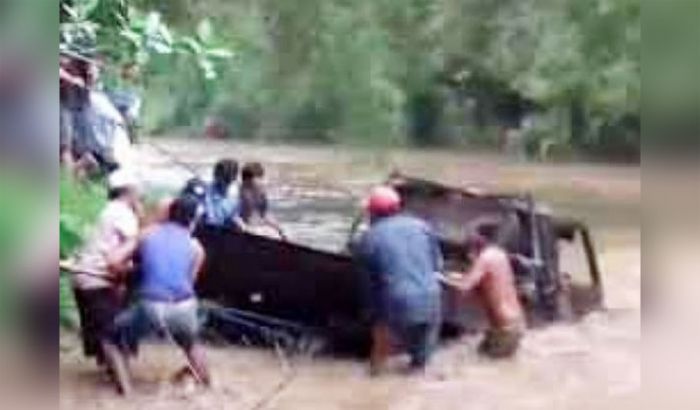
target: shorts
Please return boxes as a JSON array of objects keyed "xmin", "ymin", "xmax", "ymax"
[
  {"xmin": 115, "ymin": 298, "xmax": 199, "ymax": 354},
  {"xmin": 478, "ymin": 326, "xmax": 523, "ymax": 359},
  {"xmin": 73, "ymin": 287, "xmax": 121, "ymax": 361}
]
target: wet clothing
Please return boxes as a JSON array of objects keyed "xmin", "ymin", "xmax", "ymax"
[
  {"xmin": 478, "ymin": 323, "xmax": 524, "ymax": 359},
  {"xmin": 396, "ymin": 321, "xmax": 440, "ymax": 368},
  {"xmin": 73, "ymin": 287, "xmax": 121, "ymax": 360},
  {"xmin": 116, "ymin": 298, "xmax": 199, "ymax": 353},
  {"xmin": 239, "ymin": 184, "xmax": 268, "ymax": 223},
  {"xmin": 116, "ymin": 222, "xmax": 200, "ymax": 353},
  {"xmin": 356, "ymin": 214, "xmax": 443, "ymax": 367},
  {"xmin": 202, "ymin": 183, "xmax": 239, "ymax": 228},
  {"xmin": 72, "ymin": 199, "xmax": 138, "ymax": 361},
  {"xmin": 357, "ymin": 214, "xmax": 443, "ymax": 326},
  {"xmin": 138, "ymin": 223, "xmax": 197, "ymax": 302}
]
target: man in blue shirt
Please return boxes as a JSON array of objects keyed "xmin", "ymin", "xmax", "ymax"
[
  {"xmin": 178, "ymin": 159, "xmax": 244, "ymax": 231},
  {"xmin": 115, "ymin": 196, "xmax": 211, "ymax": 391},
  {"xmin": 355, "ymin": 186, "xmax": 443, "ymax": 375}
]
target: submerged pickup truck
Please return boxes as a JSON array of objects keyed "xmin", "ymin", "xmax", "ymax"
[{"xmin": 195, "ymin": 174, "xmax": 603, "ymax": 351}]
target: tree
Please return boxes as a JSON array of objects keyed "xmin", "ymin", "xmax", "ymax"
[
  {"xmin": 101, "ymin": 0, "xmax": 642, "ymax": 158},
  {"xmin": 482, "ymin": 0, "xmax": 640, "ymax": 155},
  {"xmin": 60, "ymin": 0, "xmax": 232, "ymax": 82}
]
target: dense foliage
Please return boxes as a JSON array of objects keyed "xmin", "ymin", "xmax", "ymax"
[
  {"xmin": 59, "ymin": 174, "xmax": 106, "ymax": 328},
  {"xmin": 61, "ymin": 0, "xmax": 641, "ymax": 159},
  {"xmin": 643, "ymin": 0, "xmax": 700, "ymax": 155},
  {"xmin": 143, "ymin": 0, "xmax": 641, "ymax": 158},
  {"xmin": 60, "ymin": 0, "xmax": 232, "ymax": 85}
]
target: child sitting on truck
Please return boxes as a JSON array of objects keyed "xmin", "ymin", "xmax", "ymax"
[{"xmin": 238, "ymin": 162, "xmax": 286, "ymax": 240}]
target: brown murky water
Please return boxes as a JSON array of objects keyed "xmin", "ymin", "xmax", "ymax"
[{"xmin": 60, "ymin": 138, "xmax": 641, "ymax": 409}]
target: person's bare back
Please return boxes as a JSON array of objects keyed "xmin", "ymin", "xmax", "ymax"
[
  {"xmin": 440, "ymin": 241, "xmax": 525, "ymax": 358},
  {"xmin": 472, "ymin": 246, "xmax": 524, "ymax": 330}
]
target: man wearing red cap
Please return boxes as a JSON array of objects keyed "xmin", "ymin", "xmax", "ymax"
[{"xmin": 355, "ymin": 186, "xmax": 444, "ymax": 375}]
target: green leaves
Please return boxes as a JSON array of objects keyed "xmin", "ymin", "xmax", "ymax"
[
  {"xmin": 142, "ymin": 12, "xmax": 174, "ymax": 54},
  {"xmin": 206, "ymin": 48, "xmax": 235, "ymax": 59},
  {"xmin": 59, "ymin": 0, "xmax": 232, "ymax": 81},
  {"xmin": 58, "ymin": 174, "xmax": 106, "ymax": 329},
  {"xmin": 131, "ymin": 0, "xmax": 639, "ymax": 155},
  {"xmin": 466, "ymin": 0, "xmax": 640, "ymax": 150},
  {"xmin": 197, "ymin": 19, "xmax": 213, "ymax": 42},
  {"xmin": 59, "ymin": 175, "xmax": 106, "ymax": 272},
  {"xmin": 175, "ymin": 19, "xmax": 234, "ymax": 80},
  {"xmin": 179, "ymin": 35, "xmax": 203, "ymax": 54}
]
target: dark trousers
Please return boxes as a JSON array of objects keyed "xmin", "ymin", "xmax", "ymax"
[
  {"xmin": 398, "ymin": 322, "xmax": 439, "ymax": 368},
  {"xmin": 73, "ymin": 287, "xmax": 121, "ymax": 362},
  {"xmin": 372, "ymin": 320, "xmax": 439, "ymax": 372}
]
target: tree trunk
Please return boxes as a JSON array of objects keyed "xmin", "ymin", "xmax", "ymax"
[{"xmin": 569, "ymin": 97, "xmax": 586, "ymax": 147}]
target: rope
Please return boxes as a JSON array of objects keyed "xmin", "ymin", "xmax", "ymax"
[
  {"xmin": 247, "ymin": 329, "xmax": 319, "ymax": 410},
  {"xmin": 249, "ymin": 369, "xmax": 297, "ymax": 410},
  {"xmin": 210, "ymin": 304, "xmax": 309, "ymax": 333},
  {"xmin": 208, "ymin": 309, "xmax": 288, "ymax": 342},
  {"xmin": 204, "ymin": 305, "xmax": 311, "ymax": 350},
  {"xmin": 196, "ymin": 303, "xmax": 318, "ymax": 410},
  {"xmin": 142, "ymin": 139, "xmax": 201, "ymax": 177}
]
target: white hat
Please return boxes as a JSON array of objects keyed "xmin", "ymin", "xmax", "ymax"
[{"xmin": 108, "ymin": 168, "xmax": 138, "ymax": 190}]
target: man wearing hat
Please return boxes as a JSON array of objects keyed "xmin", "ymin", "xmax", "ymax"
[
  {"xmin": 60, "ymin": 49, "xmax": 134, "ymax": 176},
  {"xmin": 355, "ymin": 186, "xmax": 444, "ymax": 375},
  {"xmin": 70, "ymin": 169, "xmax": 142, "ymax": 387}
]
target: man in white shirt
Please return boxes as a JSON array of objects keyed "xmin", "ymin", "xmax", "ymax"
[{"xmin": 71, "ymin": 169, "xmax": 141, "ymax": 390}]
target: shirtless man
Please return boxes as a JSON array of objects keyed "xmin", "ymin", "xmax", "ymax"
[{"xmin": 441, "ymin": 234, "xmax": 525, "ymax": 359}]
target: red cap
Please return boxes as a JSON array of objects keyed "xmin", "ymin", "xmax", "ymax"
[{"xmin": 365, "ymin": 185, "xmax": 401, "ymax": 216}]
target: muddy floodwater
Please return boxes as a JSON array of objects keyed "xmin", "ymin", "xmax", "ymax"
[{"xmin": 60, "ymin": 138, "xmax": 641, "ymax": 410}]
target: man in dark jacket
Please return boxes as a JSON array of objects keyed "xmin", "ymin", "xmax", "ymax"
[{"xmin": 355, "ymin": 186, "xmax": 443, "ymax": 375}]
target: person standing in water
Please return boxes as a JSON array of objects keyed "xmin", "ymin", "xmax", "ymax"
[
  {"xmin": 115, "ymin": 196, "xmax": 211, "ymax": 388},
  {"xmin": 70, "ymin": 169, "xmax": 141, "ymax": 393},
  {"xmin": 441, "ymin": 232, "xmax": 526, "ymax": 359},
  {"xmin": 355, "ymin": 186, "xmax": 443, "ymax": 375}
]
